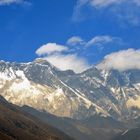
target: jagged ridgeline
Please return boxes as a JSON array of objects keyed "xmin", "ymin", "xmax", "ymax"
[{"xmin": 0, "ymin": 58, "xmax": 140, "ymax": 121}]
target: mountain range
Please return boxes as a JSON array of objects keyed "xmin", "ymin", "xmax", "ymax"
[{"xmin": 0, "ymin": 58, "xmax": 140, "ymax": 140}]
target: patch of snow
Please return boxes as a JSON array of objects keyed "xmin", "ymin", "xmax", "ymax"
[
  {"xmin": 0, "ymin": 68, "xmax": 16, "ymax": 81},
  {"xmin": 121, "ymin": 129, "xmax": 129, "ymax": 135},
  {"xmin": 110, "ymin": 87, "xmax": 115, "ymax": 93},
  {"xmin": 122, "ymin": 88, "xmax": 126, "ymax": 100},
  {"xmin": 134, "ymin": 83, "xmax": 140, "ymax": 91},
  {"xmin": 101, "ymin": 70, "xmax": 110, "ymax": 82}
]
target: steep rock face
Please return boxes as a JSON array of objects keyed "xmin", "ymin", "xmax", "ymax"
[
  {"xmin": 59, "ymin": 67, "xmax": 140, "ymax": 121},
  {"xmin": 100, "ymin": 69, "xmax": 140, "ymax": 120},
  {"xmin": 0, "ymin": 59, "xmax": 140, "ymax": 121},
  {"xmin": 0, "ymin": 59, "xmax": 108, "ymax": 120},
  {"xmin": 59, "ymin": 68, "xmax": 120, "ymax": 120}
]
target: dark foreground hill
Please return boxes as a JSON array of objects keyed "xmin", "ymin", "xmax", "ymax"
[
  {"xmin": 0, "ymin": 96, "xmax": 74, "ymax": 140},
  {"xmin": 111, "ymin": 127, "xmax": 140, "ymax": 140},
  {"xmin": 22, "ymin": 106, "xmax": 123, "ymax": 140}
]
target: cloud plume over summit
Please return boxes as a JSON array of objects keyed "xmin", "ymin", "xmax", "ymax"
[{"xmin": 97, "ymin": 49, "xmax": 140, "ymax": 71}]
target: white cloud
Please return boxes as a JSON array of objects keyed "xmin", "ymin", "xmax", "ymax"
[
  {"xmin": 134, "ymin": 0, "xmax": 140, "ymax": 6},
  {"xmin": 44, "ymin": 54, "xmax": 90, "ymax": 73},
  {"xmin": 90, "ymin": 0, "xmax": 122, "ymax": 8},
  {"xmin": 73, "ymin": 0, "xmax": 140, "ymax": 26},
  {"xmin": 36, "ymin": 43, "xmax": 68, "ymax": 56},
  {"xmin": 0, "ymin": 0, "xmax": 27, "ymax": 5},
  {"xmin": 97, "ymin": 49, "xmax": 140, "ymax": 71},
  {"xmin": 36, "ymin": 42, "xmax": 90, "ymax": 73},
  {"xmin": 35, "ymin": 35, "xmax": 123, "ymax": 72},
  {"xmin": 67, "ymin": 35, "xmax": 121, "ymax": 48},
  {"xmin": 66, "ymin": 35, "xmax": 123, "ymax": 58},
  {"xmin": 67, "ymin": 36, "xmax": 86, "ymax": 46},
  {"xmin": 86, "ymin": 36, "xmax": 119, "ymax": 47},
  {"xmin": 77, "ymin": 0, "xmax": 140, "ymax": 9}
]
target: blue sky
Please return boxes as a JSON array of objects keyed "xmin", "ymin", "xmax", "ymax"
[{"xmin": 0, "ymin": 0, "xmax": 140, "ymax": 72}]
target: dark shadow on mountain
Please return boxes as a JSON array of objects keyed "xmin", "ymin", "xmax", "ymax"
[
  {"xmin": 0, "ymin": 96, "xmax": 74, "ymax": 140},
  {"xmin": 22, "ymin": 105, "xmax": 125, "ymax": 140}
]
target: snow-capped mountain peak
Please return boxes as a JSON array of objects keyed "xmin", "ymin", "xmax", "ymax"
[{"xmin": 0, "ymin": 60, "xmax": 140, "ymax": 121}]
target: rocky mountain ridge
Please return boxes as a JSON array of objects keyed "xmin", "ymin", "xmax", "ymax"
[{"xmin": 0, "ymin": 59, "xmax": 140, "ymax": 122}]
